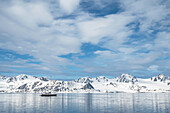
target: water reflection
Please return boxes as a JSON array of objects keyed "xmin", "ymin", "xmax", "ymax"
[{"xmin": 0, "ymin": 93, "xmax": 170, "ymax": 113}]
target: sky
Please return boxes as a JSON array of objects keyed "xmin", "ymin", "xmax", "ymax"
[{"xmin": 0, "ymin": 0, "xmax": 170, "ymax": 79}]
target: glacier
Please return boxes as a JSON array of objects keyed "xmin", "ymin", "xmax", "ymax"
[{"xmin": 0, "ymin": 74, "xmax": 170, "ymax": 93}]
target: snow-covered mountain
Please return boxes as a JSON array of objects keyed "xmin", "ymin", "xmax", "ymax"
[
  {"xmin": 0, "ymin": 74, "xmax": 169, "ymax": 93},
  {"xmin": 116, "ymin": 74, "xmax": 137, "ymax": 83},
  {"xmin": 151, "ymin": 74, "xmax": 170, "ymax": 82}
]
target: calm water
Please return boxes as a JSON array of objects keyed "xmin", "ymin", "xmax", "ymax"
[{"xmin": 0, "ymin": 93, "xmax": 170, "ymax": 113}]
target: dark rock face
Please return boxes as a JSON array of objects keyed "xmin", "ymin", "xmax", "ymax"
[
  {"xmin": 82, "ymin": 83, "xmax": 94, "ymax": 90},
  {"xmin": 54, "ymin": 86, "xmax": 61, "ymax": 91},
  {"xmin": 153, "ymin": 78, "xmax": 157, "ymax": 81},
  {"xmin": 110, "ymin": 82, "xmax": 117, "ymax": 87},
  {"xmin": 18, "ymin": 84, "xmax": 27, "ymax": 89},
  {"xmin": 32, "ymin": 81, "xmax": 42, "ymax": 89},
  {"xmin": 34, "ymin": 87, "xmax": 46, "ymax": 92}
]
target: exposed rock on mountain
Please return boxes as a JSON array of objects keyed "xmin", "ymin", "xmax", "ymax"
[{"xmin": 39, "ymin": 77, "xmax": 48, "ymax": 81}]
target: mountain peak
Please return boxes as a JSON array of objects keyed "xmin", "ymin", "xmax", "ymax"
[
  {"xmin": 120, "ymin": 73, "xmax": 133, "ymax": 77},
  {"xmin": 116, "ymin": 73, "xmax": 137, "ymax": 83},
  {"xmin": 0, "ymin": 75, "xmax": 7, "ymax": 80},
  {"xmin": 6, "ymin": 74, "xmax": 38, "ymax": 83},
  {"xmin": 16, "ymin": 74, "xmax": 37, "ymax": 80},
  {"xmin": 96, "ymin": 76, "xmax": 107, "ymax": 79},
  {"xmin": 95, "ymin": 76, "xmax": 108, "ymax": 82},
  {"xmin": 75, "ymin": 76, "xmax": 92, "ymax": 83},
  {"xmin": 151, "ymin": 74, "xmax": 169, "ymax": 82},
  {"xmin": 158, "ymin": 74, "xmax": 165, "ymax": 78}
]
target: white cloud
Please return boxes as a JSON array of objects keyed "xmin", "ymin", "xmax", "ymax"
[
  {"xmin": 94, "ymin": 50, "xmax": 117, "ymax": 59},
  {"xmin": 147, "ymin": 65, "xmax": 159, "ymax": 72},
  {"xmin": 1, "ymin": 1, "xmax": 53, "ymax": 29},
  {"xmin": 91, "ymin": 49, "xmax": 162, "ymax": 75},
  {"xmin": 77, "ymin": 14, "xmax": 134, "ymax": 47},
  {"xmin": 155, "ymin": 32, "xmax": 170, "ymax": 50},
  {"xmin": 0, "ymin": 0, "xmax": 82, "ymax": 74},
  {"xmin": 59, "ymin": 0, "xmax": 80, "ymax": 14},
  {"xmin": 120, "ymin": 0, "xmax": 170, "ymax": 32},
  {"xmin": 118, "ymin": 48, "xmax": 136, "ymax": 54}
]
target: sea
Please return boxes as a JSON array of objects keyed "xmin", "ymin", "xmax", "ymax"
[{"xmin": 0, "ymin": 93, "xmax": 170, "ymax": 113}]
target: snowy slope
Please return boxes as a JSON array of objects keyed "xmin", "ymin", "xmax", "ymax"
[
  {"xmin": 0, "ymin": 74, "xmax": 169, "ymax": 93},
  {"xmin": 0, "ymin": 75, "xmax": 9, "ymax": 91}
]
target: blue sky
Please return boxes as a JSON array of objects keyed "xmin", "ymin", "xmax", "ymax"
[{"xmin": 0, "ymin": 0, "xmax": 170, "ymax": 79}]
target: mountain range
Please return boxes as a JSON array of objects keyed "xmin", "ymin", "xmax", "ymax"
[{"xmin": 0, "ymin": 74, "xmax": 170, "ymax": 93}]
